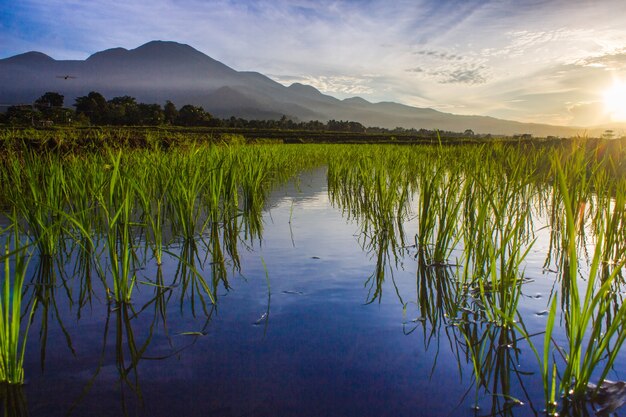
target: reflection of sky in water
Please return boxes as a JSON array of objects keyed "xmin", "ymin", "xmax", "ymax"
[{"xmin": 19, "ymin": 168, "xmax": 623, "ymax": 417}]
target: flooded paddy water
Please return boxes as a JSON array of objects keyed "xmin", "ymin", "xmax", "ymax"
[{"xmin": 1, "ymin": 140, "xmax": 625, "ymax": 416}]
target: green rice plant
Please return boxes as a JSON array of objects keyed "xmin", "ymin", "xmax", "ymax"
[
  {"xmin": 554, "ymin": 160, "xmax": 626, "ymax": 400},
  {"xmin": 430, "ymin": 170, "xmax": 463, "ymax": 263},
  {"xmin": 0, "ymin": 224, "xmax": 36, "ymax": 385},
  {"xmin": 133, "ymin": 151, "xmax": 171, "ymax": 266},
  {"xmin": 594, "ymin": 179, "xmax": 625, "ymax": 267},
  {"xmin": 457, "ymin": 158, "xmax": 535, "ymax": 327},
  {"xmin": 326, "ymin": 146, "xmax": 414, "ymax": 303},
  {"xmin": 514, "ymin": 159, "xmax": 626, "ymax": 414},
  {"xmin": 62, "ymin": 154, "xmax": 103, "ymax": 310},
  {"xmin": 415, "ymin": 165, "xmax": 439, "ymax": 250},
  {"xmin": 3, "ymin": 151, "xmax": 69, "ymax": 259},
  {"xmin": 166, "ymin": 147, "xmax": 211, "ymax": 240},
  {"xmin": 96, "ymin": 151, "xmax": 139, "ymax": 304}
]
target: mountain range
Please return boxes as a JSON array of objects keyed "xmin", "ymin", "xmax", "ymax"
[{"xmin": 0, "ymin": 40, "xmax": 609, "ymax": 136}]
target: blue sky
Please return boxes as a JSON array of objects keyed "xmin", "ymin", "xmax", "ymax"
[{"xmin": 2, "ymin": 0, "xmax": 626, "ymax": 125}]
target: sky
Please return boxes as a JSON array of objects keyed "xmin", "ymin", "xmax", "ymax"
[{"xmin": 2, "ymin": 0, "xmax": 626, "ymax": 126}]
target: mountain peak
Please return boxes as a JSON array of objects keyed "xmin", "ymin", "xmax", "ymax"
[
  {"xmin": 85, "ymin": 41, "xmax": 207, "ymax": 64},
  {"xmin": 343, "ymin": 96, "xmax": 370, "ymax": 105},
  {"xmin": 86, "ymin": 47, "xmax": 129, "ymax": 62},
  {"xmin": 131, "ymin": 40, "xmax": 209, "ymax": 61},
  {"xmin": 288, "ymin": 83, "xmax": 323, "ymax": 97},
  {"xmin": 134, "ymin": 40, "xmax": 195, "ymax": 52},
  {"xmin": 1, "ymin": 51, "xmax": 54, "ymax": 65}
]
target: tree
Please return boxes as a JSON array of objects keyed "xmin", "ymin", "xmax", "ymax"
[
  {"xmin": 74, "ymin": 91, "xmax": 108, "ymax": 124},
  {"xmin": 6, "ymin": 105, "xmax": 39, "ymax": 125},
  {"xmin": 32, "ymin": 92, "xmax": 70, "ymax": 124},
  {"xmin": 137, "ymin": 103, "xmax": 164, "ymax": 125},
  {"xmin": 176, "ymin": 104, "xmax": 211, "ymax": 126},
  {"xmin": 602, "ymin": 130, "xmax": 615, "ymax": 140},
  {"xmin": 164, "ymin": 100, "xmax": 178, "ymax": 125},
  {"xmin": 35, "ymin": 92, "xmax": 64, "ymax": 111},
  {"xmin": 107, "ymin": 96, "xmax": 139, "ymax": 125}
]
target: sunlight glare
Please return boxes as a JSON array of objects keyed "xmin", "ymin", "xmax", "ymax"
[{"xmin": 604, "ymin": 80, "xmax": 626, "ymax": 122}]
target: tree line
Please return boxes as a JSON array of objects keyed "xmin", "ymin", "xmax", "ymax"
[
  {"xmin": 0, "ymin": 90, "xmax": 487, "ymax": 138},
  {"xmin": 0, "ymin": 91, "xmax": 215, "ymax": 127}
]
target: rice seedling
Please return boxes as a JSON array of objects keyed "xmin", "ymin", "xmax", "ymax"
[
  {"xmin": 507, "ymin": 158, "xmax": 626, "ymax": 415},
  {"xmin": 96, "ymin": 151, "xmax": 140, "ymax": 304},
  {"xmin": 553, "ymin": 160, "xmax": 626, "ymax": 399},
  {"xmin": 133, "ymin": 150, "xmax": 171, "ymax": 266},
  {"xmin": 0, "ymin": 223, "xmax": 36, "ymax": 385},
  {"xmin": 3, "ymin": 151, "xmax": 69, "ymax": 260},
  {"xmin": 166, "ymin": 146, "xmax": 222, "ymax": 242},
  {"xmin": 63, "ymin": 154, "xmax": 102, "ymax": 309}
]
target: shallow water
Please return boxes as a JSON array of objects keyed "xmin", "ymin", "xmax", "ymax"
[{"xmin": 11, "ymin": 167, "xmax": 625, "ymax": 417}]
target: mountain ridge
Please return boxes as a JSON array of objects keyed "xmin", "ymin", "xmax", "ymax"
[{"xmin": 0, "ymin": 40, "xmax": 594, "ymax": 136}]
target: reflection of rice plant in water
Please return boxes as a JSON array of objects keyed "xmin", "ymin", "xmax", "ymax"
[{"xmin": 0, "ymin": 382, "xmax": 29, "ymax": 417}]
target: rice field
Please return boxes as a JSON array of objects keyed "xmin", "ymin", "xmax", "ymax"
[{"xmin": 0, "ymin": 130, "xmax": 625, "ymax": 416}]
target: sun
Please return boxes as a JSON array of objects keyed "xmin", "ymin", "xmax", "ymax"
[{"xmin": 604, "ymin": 80, "xmax": 626, "ymax": 122}]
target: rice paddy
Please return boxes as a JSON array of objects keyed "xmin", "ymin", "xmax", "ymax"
[{"xmin": 0, "ymin": 130, "xmax": 625, "ymax": 416}]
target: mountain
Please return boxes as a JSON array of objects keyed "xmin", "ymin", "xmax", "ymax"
[{"xmin": 0, "ymin": 40, "xmax": 586, "ymax": 136}]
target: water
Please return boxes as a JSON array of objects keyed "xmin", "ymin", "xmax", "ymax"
[{"xmin": 10, "ymin": 167, "xmax": 625, "ymax": 416}]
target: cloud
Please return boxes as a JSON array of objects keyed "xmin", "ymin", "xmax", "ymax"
[
  {"xmin": 406, "ymin": 63, "xmax": 488, "ymax": 84},
  {"xmin": 433, "ymin": 66, "xmax": 488, "ymax": 84},
  {"xmin": 269, "ymin": 74, "xmax": 376, "ymax": 96},
  {"xmin": 574, "ymin": 49, "xmax": 626, "ymax": 70},
  {"xmin": 4, "ymin": 0, "xmax": 626, "ymax": 125},
  {"xmin": 413, "ymin": 50, "xmax": 463, "ymax": 61},
  {"xmin": 480, "ymin": 29, "xmax": 584, "ymax": 59},
  {"xmin": 567, "ymin": 101, "xmax": 610, "ymax": 126}
]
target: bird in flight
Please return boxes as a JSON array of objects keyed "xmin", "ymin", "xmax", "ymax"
[{"xmin": 56, "ymin": 75, "xmax": 77, "ymax": 80}]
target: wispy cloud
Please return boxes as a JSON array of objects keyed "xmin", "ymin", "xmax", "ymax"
[
  {"xmin": 269, "ymin": 74, "xmax": 376, "ymax": 96},
  {"xmin": 574, "ymin": 49, "xmax": 626, "ymax": 70},
  {"xmin": 435, "ymin": 67, "xmax": 487, "ymax": 85},
  {"xmin": 413, "ymin": 50, "xmax": 464, "ymax": 61}
]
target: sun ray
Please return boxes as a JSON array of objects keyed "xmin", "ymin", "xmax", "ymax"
[{"xmin": 603, "ymin": 79, "xmax": 626, "ymax": 122}]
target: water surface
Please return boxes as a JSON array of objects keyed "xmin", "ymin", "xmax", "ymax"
[{"xmin": 13, "ymin": 166, "xmax": 624, "ymax": 417}]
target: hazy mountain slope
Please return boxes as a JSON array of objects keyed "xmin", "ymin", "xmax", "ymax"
[{"xmin": 0, "ymin": 40, "xmax": 584, "ymax": 136}]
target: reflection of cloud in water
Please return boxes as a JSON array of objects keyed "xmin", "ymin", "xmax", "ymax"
[{"xmin": 265, "ymin": 167, "xmax": 330, "ymax": 210}]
